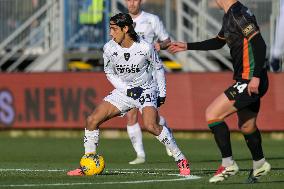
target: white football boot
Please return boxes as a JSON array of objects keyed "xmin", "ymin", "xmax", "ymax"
[
  {"xmin": 129, "ymin": 156, "xmax": 145, "ymax": 165},
  {"xmin": 209, "ymin": 161, "xmax": 239, "ymax": 183},
  {"xmin": 246, "ymin": 161, "xmax": 271, "ymax": 183}
]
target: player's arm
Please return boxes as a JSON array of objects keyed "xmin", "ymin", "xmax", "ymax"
[
  {"xmin": 187, "ymin": 37, "xmax": 226, "ymax": 50},
  {"xmin": 235, "ymin": 8, "xmax": 266, "ymax": 95},
  {"xmin": 153, "ymin": 16, "xmax": 171, "ymax": 51},
  {"xmin": 148, "ymin": 46, "xmax": 166, "ymax": 98},
  {"xmin": 103, "ymin": 48, "xmax": 128, "ymax": 94},
  {"xmin": 249, "ymin": 33, "xmax": 266, "ymax": 78},
  {"xmin": 168, "ymin": 23, "xmax": 226, "ymax": 54},
  {"xmin": 168, "ymin": 37, "xmax": 226, "ymax": 54},
  {"xmin": 156, "ymin": 37, "xmax": 171, "ymax": 51},
  {"xmin": 245, "ymin": 33, "xmax": 266, "ymax": 96}
]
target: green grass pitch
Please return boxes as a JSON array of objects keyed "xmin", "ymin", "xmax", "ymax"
[{"xmin": 0, "ymin": 132, "xmax": 283, "ymax": 189}]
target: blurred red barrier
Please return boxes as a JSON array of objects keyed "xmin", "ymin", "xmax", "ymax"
[{"xmin": 0, "ymin": 72, "xmax": 283, "ymax": 131}]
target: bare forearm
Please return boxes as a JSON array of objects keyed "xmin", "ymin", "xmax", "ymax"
[{"xmin": 159, "ymin": 38, "xmax": 171, "ymax": 50}]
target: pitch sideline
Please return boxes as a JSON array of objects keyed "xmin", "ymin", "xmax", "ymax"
[{"xmin": 0, "ymin": 168, "xmax": 201, "ymax": 187}]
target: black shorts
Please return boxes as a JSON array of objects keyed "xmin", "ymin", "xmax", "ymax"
[{"xmin": 224, "ymin": 72, "xmax": 269, "ymax": 113}]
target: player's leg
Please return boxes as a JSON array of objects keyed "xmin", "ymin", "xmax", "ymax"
[
  {"xmin": 238, "ymin": 102, "xmax": 271, "ymax": 183},
  {"xmin": 67, "ymin": 101, "xmax": 121, "ymax": 176},
  {"xmin": 158, "ymin": 115, "xmax": 173, "ymax": 156},
  {"xmin": 206, "ymin": 93, "xmax": 239, "ymax": 183},
  {"xmin": 126, "ymin": 108, "xmax": 146, "ymax": 164},
  {"xmin": 142, "ymin": 106, "xmax": 190, "ymax": 175},
  {"xmin": 84, "ymin": 101, "xmax": 121, "ymax": 154}
]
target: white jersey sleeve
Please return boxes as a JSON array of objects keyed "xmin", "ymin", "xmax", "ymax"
[
  {"xmin": 152, "ymin": 14, "xmax": 169, "ymax": 42},
  {"xmin": 103, "ymin": 43, "xmax": 128, "ymax": 94},
  {"xmin": 146, "ymin": 46, "xmax": 166, "ymax": 97}
]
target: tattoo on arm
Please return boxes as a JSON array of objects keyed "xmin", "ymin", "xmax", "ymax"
[{"xmin": 159, "ymin": 38, "xmax": 171, "ymax": 50}]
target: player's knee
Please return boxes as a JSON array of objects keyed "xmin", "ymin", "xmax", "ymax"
[
  {"xmin": 205, "ymin": 107, "xmax": 220, "ymax": 122},
  {"xmin": 239, "ymin": 122, "xmax": 256, "ymax": 134},
  {"xmin": 144, "ymin": 122, "xmax": 160, "ymax": 135},
  {"xmin": 86, "ymin": 115, "xmax": 100, "ymax": 130},
  {"xmin": 126, "ymin": 111, "xmax": 138, "ymax": 125}
]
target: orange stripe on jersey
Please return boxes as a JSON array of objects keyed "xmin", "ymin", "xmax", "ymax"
[{"xmin": 242, "ymin": 38, "xmax": 250, "ymax": 80}]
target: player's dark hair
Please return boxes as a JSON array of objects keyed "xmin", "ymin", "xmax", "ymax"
[{"xmin": 110, "ymin": 13, "xmax": 140, "ymax": 42}]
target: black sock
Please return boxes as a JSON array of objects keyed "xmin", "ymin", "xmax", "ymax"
[
  {"xmin": 209, "ymin": 121, "xmax": 232, "ymax": 158},
  {"xmin": 243, "ymin": 129, "xmax": 264, "ymax": 161}
]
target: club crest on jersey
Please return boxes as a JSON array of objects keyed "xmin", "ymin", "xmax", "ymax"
[{"xmin": 124, "ymin": 53, "xmax": 130, "ymax": 61}]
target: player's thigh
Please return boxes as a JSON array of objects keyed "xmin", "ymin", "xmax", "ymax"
[
  {"xmin": 142, "ymin": 106, "xmax": 158, "ymax": 125},
  {"xmin": 141, "ymin": 106, "xmax": 161, "ymax": 135},
  {"xmin": 88, "ymin": 101, "xmax": 121, "ymax": 128},
  {"xmin": 126, "ymin": 108, "xmax": 139, "ymax": 125},
  {"xmin": 206, "ymin": 93, "xmax": 237, "ymax": 121}
]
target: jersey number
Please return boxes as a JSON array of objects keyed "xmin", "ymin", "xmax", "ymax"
[{"xmin": 233, "ymin": 82, "xmax": 248, "ymax": 93}]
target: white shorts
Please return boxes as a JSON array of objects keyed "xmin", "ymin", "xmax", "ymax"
[{"xmin": 104, "ymin": 86, "xmax": 158, "ymax": 116}]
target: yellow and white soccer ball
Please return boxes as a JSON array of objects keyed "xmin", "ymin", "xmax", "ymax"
[{"xmin": 80, "ymin": 153, "xmax": 105, "ymax": 176}]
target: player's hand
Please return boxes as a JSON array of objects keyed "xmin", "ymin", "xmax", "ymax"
[
  {"xmin": 157, "ymin": 96, "xmax": 166, "ymax": 107},
  {"xmin": 247, "ymin": 77, "xmax": 260, "ymax": 96},
  {"xmin": 168, "ymin": 42, "xmax": 187, "ymax": 54},
  {"xmin": 127, "ymin": 87, "xmax": 144, "ymax": 100}
]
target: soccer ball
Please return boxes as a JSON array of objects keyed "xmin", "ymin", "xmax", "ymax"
[{"xmin": 80, "ymin": 154, "xmax": 105, "ymax": 175}]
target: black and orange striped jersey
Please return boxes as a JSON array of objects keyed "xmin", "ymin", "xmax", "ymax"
[{"xmin": 217, "ymin": 1, "xmax": 264, "ymax": 80}]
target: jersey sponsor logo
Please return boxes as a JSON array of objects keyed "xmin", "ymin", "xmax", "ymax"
[
  {"xmin": 242, "ymin": 24, "xmax": 255, "ymax": 37},
  {"xmin": 135, "ymin": 50, "xmax": 146, "ymax": 56},
  {"xmin": 124, "ymin": 53, "xmax": 130, "ymax": 61},
  {"xmin": 116, "ymin": 64, "xmax": 140, "ymax": 74}
]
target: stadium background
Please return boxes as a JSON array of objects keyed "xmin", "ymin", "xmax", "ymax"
[{"xmin": 0, "ymin": 1, "xmax": 284, "ymax": 188}]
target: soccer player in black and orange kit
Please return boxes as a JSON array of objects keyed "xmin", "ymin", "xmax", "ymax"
[{"xmin": 169, "ymin": 0, "xmax": 270, "ymax": 183}]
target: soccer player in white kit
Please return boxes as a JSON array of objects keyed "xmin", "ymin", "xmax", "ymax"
[
  {"xmin": 125, "ymin": 0, "xmax": 172, "ymax": 165},
  {"xmin": 270, "ymin": 0, "xmax": 284, "ymax": 72},
  {"xmin": 67, "ymin": 13, "xmax": 190, "ymax": 176}
]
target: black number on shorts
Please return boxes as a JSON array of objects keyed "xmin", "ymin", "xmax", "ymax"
[
  {"xmin": 145, "ymin": 94, "xmax": 152, "ymax": 103},
  {"xmin": 139, "ymin": 96, "xmax": 145, "ymax": 105}
]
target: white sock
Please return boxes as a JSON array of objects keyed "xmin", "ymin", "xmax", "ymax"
[
  {"xmin": 222, "ymin": 156, "xmax": 234, "ymax": 167},
  {"xmin": 159, "ymin": 116, "xmax": 167, "ymax": 127},
  {"xmin": 253, "ymin": 158, "xmax": 266, "ymax": 170},
  {"xmin": 127, "ymin": 123, "xmax": 145, "ymax": 158},
  {"xmin": 159, "ymin": 116, "xmax": 175, "ymax": 144},
  {"xmin": 155, "ymin": 126, "xmax": 185, "ymax": 161},
  {"xmin": 84, "ymin": 129, "xmax": 99, "ymax": 154}
]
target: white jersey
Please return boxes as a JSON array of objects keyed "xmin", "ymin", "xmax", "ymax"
[
  {"xmin": 272, "ymin": 0, "xmax": 284, "ymax": 57},
  {"xmin": 132, "ymin": 11, "xmax": 169, "ymax": 44},
  {"xmin": 103, "ymin": 39, "xmax": 166, "ymax": 97}
]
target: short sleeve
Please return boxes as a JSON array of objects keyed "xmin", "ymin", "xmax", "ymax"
[
  {"xmin": 153, "ymin": 16, "xmax": 169, "ymax": 41},
  {"xmin": 103, "ymin": 44, "xmax": 114, "ymax": 74}
]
